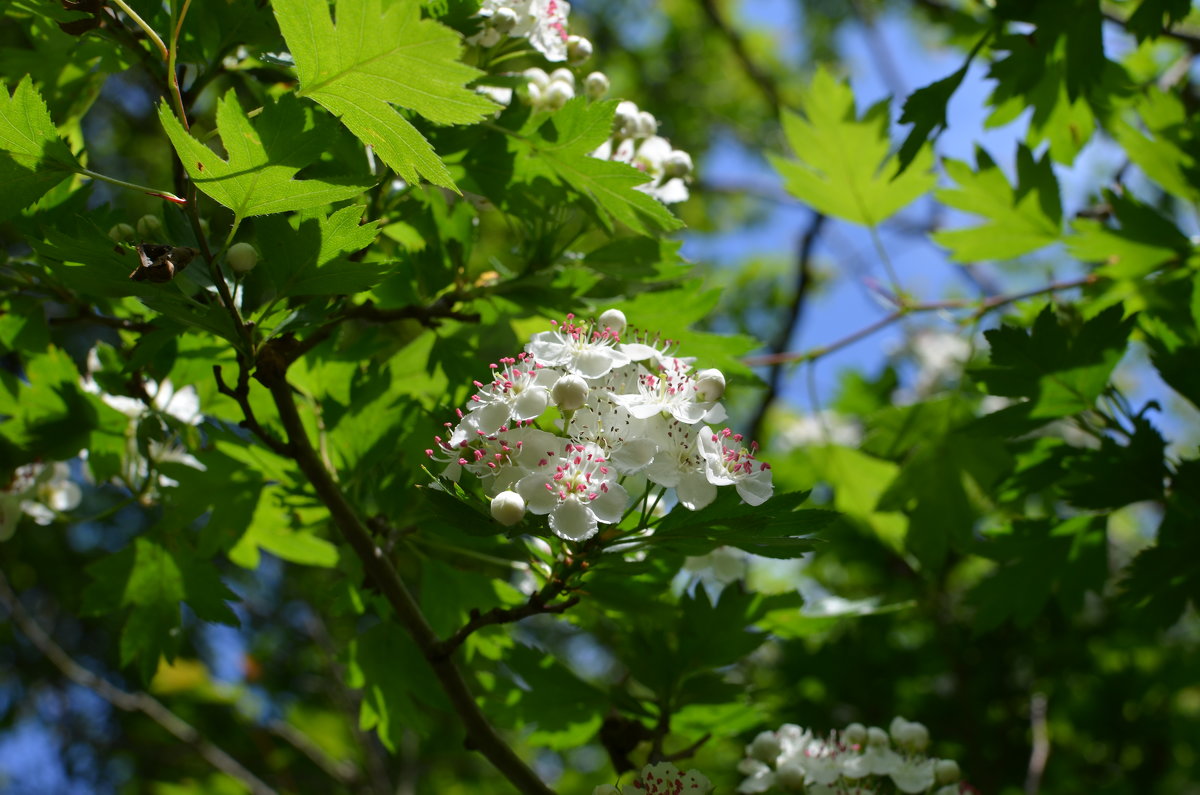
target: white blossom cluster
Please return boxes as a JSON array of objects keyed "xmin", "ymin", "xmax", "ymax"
[
  {"xmin": 517, "ymin": 66, "xmax": 611, "ymax": 111},
  {"xmin": 593, "ymin": 761, "xmax": 713, "ymax": 795},
  {"xmin": 0, "ymin": 461, "xmax": 82, "ymax": 540},
  {"xmin": 426, "ymin": 309, "xmax": 773, "ymax": 542},
  {"xmin": 468, "ymin": 0, "xmax": 585, "ymax": 63},
  {"xmin": 592, "ymin": 100, "xmax": 694, "ymax": 204},
  {"xmin": 738, "ymin": 718, "xmax": 968, "ymax": 795}
]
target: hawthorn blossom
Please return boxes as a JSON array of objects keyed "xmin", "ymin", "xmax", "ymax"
[
  {"xmin": 699, "ymin": 427, "xmax": 773, "ymax": 505},
  {"xmin": 1, "ymin": 462, "xmax": 81, "ymax": 540},
  {"xmin": 462, "ymin": 353, "xmax": 558, "ymax": 434},
  {"xmin": 610, "ymin": 360, "xmax": 726, "ymax": 424},
  {"xmin": 527, "ymin": 313, "xmax": 633, "ymax": 379},
  {"xmin": 472, "ymin": 0, "xmax": 571, "ymax": 61},
  {"xmin": 516, "ymin": 441, "xmax": 628, "ymax": 540}
]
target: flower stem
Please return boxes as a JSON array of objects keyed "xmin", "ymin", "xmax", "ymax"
[
  {"xmin": 109, "ymin": 0, "xmax": 169, "ymax": 61},
  {"xmin": 78, "ymin": 168, "xmax": 186, "ymax": 204}
]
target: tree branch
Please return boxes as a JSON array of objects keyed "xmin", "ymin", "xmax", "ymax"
[
  {"xmin": 697, "ymin": 0, "xmax": 783, "ymax": 112},
  {"xmin": 250, "ymin": 342, "xmax": 555, "ymax": 795},
  {"xmin": 434, "ymin": 587, "xmax": 581, "ymax": 660},
  {"xmin": 0, "ymin": 570, "xmax": 277, "ymax": 795},
  {"xmin": 747, "ymin": 211, "xmax": 825, "ymax": 442},
  {"xmin": 744, "ymin": 273, "xmax": 1100, "ymax": 367}
]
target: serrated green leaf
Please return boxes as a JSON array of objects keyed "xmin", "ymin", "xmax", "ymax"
[
  {"xmin": 159, "ymin": 91, "xmax": 371, "ymax": 220},
  {"xmin": 640, "ymin": 491, "xmax": 833, "ymax": 559},
  {"xmin": 274, "ymin": 0, "xmax": 495, "ymax": 190},
  {"xmin": 896, "ymin": 58, "xmax": 972, "ymax": 176},
  {"xmin": 1067, "ymin": 190, "xmax": 1190, "ymax": 278},
  {"xmin": 769, "ymin": 66, "xmax": 936, "ymax": 226},
  {"xmin": 0, "ymin": 75, "xmax": 80, "ymax": 219},
  {"xmin": 511, "ymin": 98, "xmax": 683, "ymax": 235},
  {"xmin": 1109, "ymin": 87, "xmax": 1200, "ymax": 203},
  {"xmin": 972, "ymin": 304, "xmax": 1134, "ymax": 418},
  {"xmin": 256, "ymin": 205, "xmax": 386, "ymax": 298},
  {"xmin": 933, "ymin": 145, "xmax": 1062, "ymax": 261},
  {"xmin": 229, "ymin": 486, "xmax": 339, "ymax": 569},
  {"xmin": 1126, "ymin": 0, "xmax": 1194, "ymax": 40}
]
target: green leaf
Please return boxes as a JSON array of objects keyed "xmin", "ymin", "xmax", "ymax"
[
  {"xmin": 768, "ymin": 66, "xmax": 936, "ymax": 226},
  {"xmin": 273, "ymin": 0, "xmax": 495, "ymax": 190},
  {"xmin": 933, "ymin": 145, "xmax": 1062, "ymax": 262},
  {"xmin": 511, "ymin": 98, "xmax": 683, "ymax": 236},
  {"xmin": 159, "ymin": 91, "xmax": 371, "ymax": 219},
  {"xmin": 639, "ymin": 491, "xmax": 834, "ymax": 559},
  {"xmin": 895, "ymin": 58, "xmax": 972, "ymax": 177},
  {"xmin": 972, "ymin": 304, "xmax": 1134, "ymax": 418},
  {"xmin": 256, "ymin": 205, "xmax": 386, "ymax": 298},
  {"xmin": 228, "ymin": 486, "xmax": 340, "ymax": 569},
  {"xmin": 348, "ymin": 623, "xmax": 445, "ymax": 749},
  {"xmin": 1109, "ymin": 87, "xmax": 1200, "ymax": 204},
  {"xmin": 1126, "ymin": 0, "xmax": 1194, "ymax": 40},
  {"xmin": 971, "ymin": 516, "xmax": 1107, "ymax": 632},
  {"xmin": 1067, "ymin": 190, "xmax": 1190, "ymax": 279},
  {"xmin": 0, "ymin": 75, "xmax": 80, "ymax": 219}
]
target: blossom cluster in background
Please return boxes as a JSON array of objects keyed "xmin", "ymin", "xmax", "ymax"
[
  {"xmin": 593, "ymin": 761, "xmax": 713, "ymax": 795},
  {"xmin": 426, "ymin": 310, "xmax": 772, "ymax": 541},
  {"xmin": 469, "ymin": 0, "xmax": 574, "ymax": 61},
  {"xmin": 0, "ymin": 461, "xmax": 82, "ymax": 540},
  {"xmin": 591, "ymin": 99, "xmax": 694, "ymax": 204},
  {"xmin": 738, "ymin": 718, "xmax": 970, "ymax": 794}
]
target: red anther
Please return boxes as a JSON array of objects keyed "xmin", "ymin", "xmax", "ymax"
[
  {"xmin": 425, "ymin": 449, "xmax": 434, "ymax": 457},
  {"xmin": 458, "ymin": 458, "xmax": 468, "ymax": 465},
  {"xmin": 545, "ymin": 483, "xmax": 554, "ymax": 491}
]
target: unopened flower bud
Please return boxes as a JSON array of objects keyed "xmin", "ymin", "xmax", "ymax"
[
  {"xmin": 868, "ymin": 727, "xmax": 890, "ymax": 747},
  {"xmin": 613, "ymin": 100, "xmax": 639, "ymax": 137},
  {"xmin": 664, "ymin": 149, "xmax": 693, "ymax": 178},
  {"xmin": 136, "ymin": 214, "xmax": 162, "ymax": 239},
  {"xmin": 598, "ymin": 308, "xmax": 626, "ymax": 335},
  {"xmin": 226, "ymin": 242, "xmax": 258, "ymax": 273},
  {"xmin": 542, "ymin": 80, "xmax": 574, "ymax": 110},
  {"xmin": 934, "ymin": 759, "xmax": 961, "ymax": 784},
  {"xmin": 843, "ymin": 722, "xmax": 867, "ymax": 746},
  {"xmin": 635, "ymin": 110, "xmax": 657, "ymax": 138},
  {"xmin": 492, "ymin": 6, "xmax": 518, "ymax": 33},
  {"xmin": 584, "ymin": 71, "xmax": 609, "ymax": 100},
  {"xmin": 525, "ymin": 82, "xmax": 543, "ymax": 107},
  {"xmin": 567, "ymin": 35, "xmax": 593, "ymax": 65},
  {"xmin": 694, "ymin": 368, "xmax": 725, "ymax": 402},
  {"xmin": 549, "ymin": 68, "xmax": 575, "ymax": 88},
  {"xmin": 476, "ymin": 26, "xmax": 502, "ymax": 47},
  {"xmin": 906, "ymin": 722, "xmax": 930, "ymax": 752},
  {"xmin": 523, "ymin": 67, "xmax": 550, "ymax": 90},
  {"xmin": 490, "ymin": 490, "xmax": 526, "ymax": 526},
  {"xmin": 551, "ymin": 374, "xmax": 589, "ymax": 411},
  {"xmin": 746, "ymin": 730, "xmax": 781, "ymax": 762},
  {"xmin": 108, "ymin": 223, "xmax": 135, "ymax": 242}
]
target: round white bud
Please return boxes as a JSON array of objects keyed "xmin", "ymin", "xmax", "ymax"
[
  {"xmin": 490, "ymin": 491, "xmax": 526, "ymax": 526},
  {"xmin": 613, "ymin": 100, "xmax": 640, "ymax": 137},
  {"xmin": 867, "ymin": 727, "xmax": 890, "ymax": 747},
  {"xmin": 226, "ymin": 242, "xmax": 258, "ymax": 274},
  {"xmin": 746, "ymin": 730, "xmax": 781, "ymax": 762},
  {"xmin": 584, "ymin": 71, "xmax": 609, "ymax": 100},
  {"xmin": 889, "ymin": 716, "xmax": 912, "ymax": 741},
  {"xmin": 598, "ymin": 308, "xmax": 626, "ymax": 335},
  {"xmin": 934, "ymin": 759, "xmax": 961, "ymax": 785},
  {"xmin": 567, "ymin": 35, "xmax": 593, "ymax": 65},
  {"xmin": 523, "ymin": 67, "xmax": 550, "ymax": 90},
  {"xmin": 551, "ymin": 374, "xmax": 589, "ymax": 411},
  {"xmin": 694, "ymin": 368, "xmax": 725, "ymax": 402},
  {"xmin": 542, "ymin": 80, "xmax": 574, "ymax": 111},
  {"xmin": 906, "ymin": 722, "xmax": 930, "ymax": 752},
  {"xmin": 108, "ymin": 223, "xmax": 135, "ymax": 243},
  {"xmin": 549, "ymin": 67, "xmax": 575, "ymax": 88},
  {"xmin": 136, "ymin": 214, "xmax": 162, "ymax": 239},
  {"xmin": 476, "ymin": 26, "xmax": 502, "ymax": 47},
  {"xmin": 664, "ymin": 149, "xmax": 693, "ymax": 178},
  {"xmin": 524, "ymin": 82, "xmax": 543, "ymax": 107},
  {"xmin": 635, "ymin": 110, "xmax": 657, "ymax": 138},
  {"xmin": 492, "ymin": 6, "xmax": 518, "ymax": 33},
  {"xmin": 843, "ymin": 722, "xmax": 867, "ymax": 746}
]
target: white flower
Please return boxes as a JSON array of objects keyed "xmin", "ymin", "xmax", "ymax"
[
  {"xmin": 527, "ymin": 314, "xmax": 631, "ymax": 379},
  {"xmin": 777, "ymin": 410, "xmax": 862, "ymax": 450},
  {"xmin": 1, "ymin": 462, "xmax": 82, "ymax": 539},
  {"xmin": 630, "ymin": 135, "xmax": 690, "ymax": 204},
  {"xmin": 643, "ymin": 421, "xmax": 715, "ymax": 510},
  {"xmin": 736, "ymin": 758, "xmax": 775, "ymax": 793},
  {"xmin": 935, "ymin": 758, "xmax": 961, "ymax": 785},
  {"xmin": 610, "ymin": 360, "xmax": 725, "ymax": 424},
  {"xmin": 89, "ymin": 376, "xmax": 202, "ymax": 426},
  {"xmin": 746, "ymin": 730, "xmax": 783, "ymax": 763},
  {"xmin": 516, "ymin": 441, "xmax": 628, "ymax": 540},
  {"xmin": 473, "ymin": 0, "xmax": 571, "ymax": 61},
  {"xmin": 890, "ymin": 758, "xmax": 937, "ymax": 793},
  {"xmin": 428, "ymin": 424, "xmax": 560, "ymax": 493},
  {"xmin": 841, "ymin": 727, "xmax": 901, "ymax": 779},
  {"xmin": 462, "ymin": 354, "xmax": 557, "ymax": 435},
  {"xmin": 698, "ymin": 427, "xmax": 773, "ymax": 505}
]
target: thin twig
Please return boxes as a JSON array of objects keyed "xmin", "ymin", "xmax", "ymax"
[
  {"xmin": 266, "ymin": 718, "xmax": 360, "ymax": 786},
  {"xmin": 435, "ymin": 587, "xmax": 581, "ymax": 660},
  {"xmin": 167, "ymin": 0, "xmax": 193, "ymax": 132},
  {"xmin": 108, "ymin": 0, "xmax": 168, "ymax": 60},
  {"xmin": 744, "ymin": 274, "xmax": 1099, "ymax": 367},
  {"xmin": 0, "ymin": 570, "xmax": 276, "ymax": 795},
  {"xmin": 697, "ymin": 0, "xmax": 783, "ymax": 112},
  {"xmin": 747, "ymin": 211, "xmax": 825, "ymax": 442},
  {"xmin": 250, "ymin": 342, "xmax": 555, "ymax": 795},
  {"xmin": 48, "ymin": 312, "xmax": 155, "ymax": 333},
  {"xmin": 213, "ymin": 362, "xmax": 290, "ymax": 456}
]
